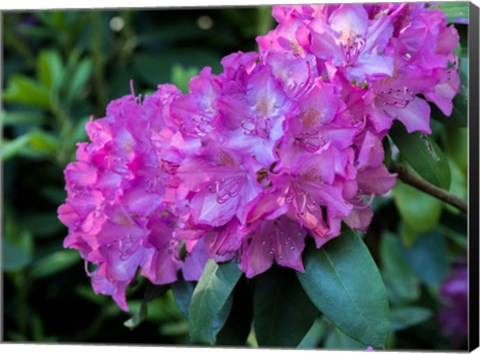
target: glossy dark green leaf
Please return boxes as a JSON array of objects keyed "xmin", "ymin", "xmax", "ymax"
[
  {"xmin": 438, "ymin": 2, "xmax": 469, "ymax": 23},
  {"xmin": 380, "ymin": 233, "xmax": 421, "ymax": 304},
  {"xmin": 171, "ymin": 277, "xmax": 196, "ymax": 319},
  {"xmin": 391, "ymin": 306, "xmax": 433, "ymax": 332},
  {"xmin": 188, "ymin": 259, "xmax": 242, "ymax": 344},
  {"xmin": 217, "ymin": 277, "xmax": 253, "ymax": 346},
  {"xmin": 324, "ymin": 327, "xmax": 366, "ymax": 350},
  {"xmin": 124, "ymin": 301, "xmax": 148, "ymax": 329},
  {"xmin": 297, "ymin": 317, "xmax": 326, "ymax": 349},
  {"xmin": 297, "ymin": 229, "xmax": 390, "ymax": 347},
  {"xmin": 254, "ymin": 267, "xmax": 319, "ymax": 347},
  {"xmin": 390, "ymin": 121, "xmax": 451, "ymax": 190},
  {"xmin": 144, "ymin": 283, "xmax": 169, "ymax": 302}
]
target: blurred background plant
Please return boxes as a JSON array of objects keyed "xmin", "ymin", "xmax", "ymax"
[{"xmin": 1, "ymin": 4, "xmax": 469, "ymax": 349}]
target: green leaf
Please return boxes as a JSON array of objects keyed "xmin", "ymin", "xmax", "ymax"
[
  {"xmin": 30, "ymin": 250, "xmax": 80, "ymax": 279},
  {"xmin": 37, "ymin": 50, "xmax": 64, "ymax": 92},
  {"xmin": 133, "ymin": 50, "xmax": 222, "ymax": 87},
  {"xmin": 171, "ymin": 64, "xmax": 199, "ymax": 94},
  {"xmin": 39, "ymin": 186, "xmax": 66, "ymax": 205},
  {"xmin": 144, "ymin": 291, "xmax": 182, "ymax": 323},
  {"xmin": 380, "ymin": 233, "xmax": 421, "ymax": 305},
  {"xmin": 446, "ymin": 128, "xmax": 468, "ymax": 176},
  {"xmin": 297, "ymin": 229, "xmax": 390, "ymax": 347},
  {"xmin": 71, "ymin": 117, "xmax": 91, "ymax": 143},
  {"xmin": 171, "ymin": 277, "xmax": 196, "ymax": 319},
  {"xmin": 393, "ymin": 180, "xmax": 443, "ymax": 236},
  {"xmin": 396, "ymin": 229, "xmax": 449, "ymax": 288},
  {"xmin": 400, "ymin": 222, "xmax": 420, "ymax": 248},
  {"xmin": 438, "ymin": 2, "xmax": 469, "ymax": 23},
  {"xmin": 390, "ymin": 121, "xmax": 451, "ymax": 190},
  {"xmin": 253, "ymin": 267, "xmax": 319, "ymax": 347},
  {"xmin": 1, "ymin": 135, "xmax": 32, "ymax": 161},
  {"xmin": 391, "ymin": 306, "xmax": 433, "ymax": 332},
  {"xmin": 23, "ymin": 212, "xmax": 66, "ymax": 238},
  {"xmin": 1, "ymin": 110, "xmax": 45, "ymax": 126},
  {"xmin": 2, "ymin": 238, "xmax": 31, "ymax": 272},
  {"xmin": 66, "ymin": 59, "xmax": 92, "ymax": 106},
  {"xmin": 297, "ymin": 317, "xmax": 326, "ymax": 349},
  {"xmin": 3, "ymin": 75, "xmax": 51, "ymax": 109},
  {"xmin": 143, "ymin": 283, "xmax": 169, "ymax": 302},
  {"xmin": 257, "ymin": 6, "xmax": 275, "ymax": 36},
  {"xmin": 160, "ymin": 320, "xmax": 189, "ymax": 337},
  {"xmin": 124, "ymin": 301, "xmax": 148, "ymax": 330},
  {"xmin": 324, "ymin": 327, "xmax": 366, "ymax": 350},
  {"xmin": 188, "ymin": 259, "xmax": 242, "ymax": 344},
  {"xmin": 28, "ymin": 130, "xmax": 60, "ymax": 155}
]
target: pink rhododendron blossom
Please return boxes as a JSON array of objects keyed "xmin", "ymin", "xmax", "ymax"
[{"xmin": 59, "ymin": 2, "xmax": 460, "ymax": 309}]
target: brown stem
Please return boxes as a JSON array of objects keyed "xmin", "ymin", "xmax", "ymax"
[{"xmin": 390, "ymin": 161, "xmax": 468, "ymax": 214}]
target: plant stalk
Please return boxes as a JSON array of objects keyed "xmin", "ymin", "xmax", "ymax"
[{"xmin": 390, "ymin": 161, "xmax": 468, "ymax": 213}]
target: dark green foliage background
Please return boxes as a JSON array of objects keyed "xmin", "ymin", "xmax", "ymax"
[{"xmin": 1, "ymin": 5, "xmax": 469, "ymax": 349}]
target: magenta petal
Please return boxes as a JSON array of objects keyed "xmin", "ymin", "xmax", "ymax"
[
  {"xmin": 240, "ymin": 224, "xmax": 275, "ymax": 278},
  {"xmin": 65, "ymin": 162, "xmax": 98, "ymax": 187},
  {"xmin": 58, "ymin": 203, "xmax": 80, "ymax": 228},
  {"xmin": 384, "ymin": 97, "xmax": 432, "ymax": 134},
  {"xmin": 205, "ymin": 219, "xmax": 246, "ymax": 258},
  {"xmin": 330, "ymin": 5, "xmax": 369, "ymax": 37},
  {"xmin": 183, "ymin": 238, "xmax": 209, "ymax": 281},
  {"xmin": 190, "ymin": 188, "xmax": 239, "ymax": 227},
  {"xmin": 309, "ymin": 20, "xmax": 343, "ymax": 64},
  {"xmin": 357, "ymin": 131, "xmax": 385, "ymax": 169},
  {"xmin": 124, "ymin": 188, "xmax": 162, "ymax": 216},
  {"xmin": 349, "ymin": 54, "xmax": 393, "ymax": 82},
  {"xmin": 344, "ymin": 206, "xmax": 374, "ymax": 232},
  {"xmin": 91, "ymin": 264, "xmax": 130, "ymax": 311},
  {"xmin": 357, "ymin": 165, "xmax": 397, "ymax": 195},
  {"xmin": 274, "ymin": 217, "xmax": 307, "ymax": 272},
  {"xmin": 141, "ymin": 247, "xmax": 181, "ymax": 285}
]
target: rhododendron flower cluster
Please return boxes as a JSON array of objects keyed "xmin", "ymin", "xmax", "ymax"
[{"xmin": 58, "ymin": 3, "xmax": 460, "ymax": 310}]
